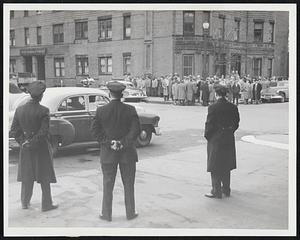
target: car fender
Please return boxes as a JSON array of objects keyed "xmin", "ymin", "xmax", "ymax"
[
  {"xmin": 137, "ymin": 113, "xmax": 160, "ymax": 132},
  {"xmin": 49, "ymin": 117, "xmax": 75, "ymax": 146}
]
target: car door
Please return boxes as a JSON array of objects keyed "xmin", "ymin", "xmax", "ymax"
[
  {"xmin": 86, "ymin": 94, "xmax": 110, "ymax": 141},
  {"xmin": 57, "ymin": 94, "xmax": 91, "ymax": 143}
]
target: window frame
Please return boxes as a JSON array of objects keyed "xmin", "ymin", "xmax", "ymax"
[
  {"xmin": 10, "ymin": 59, "xmax": 16, "ymax": 73},
  {"xmin": 10, "ymin": 10, "xmax": 14, "ymax": 19},
  {"xmin": 123, "ymin": 14, "xmax": 131, "ymax": 39},
  {"xmin": 24, "ymin": 27, "xmax": 30, "ymax": 45},
  {"xmin": 234, "ymin": 18, "xmax": 241, "ymax": 42},
  {"xmin": 87, "ymin": 94, "xmax": 110, "ymax": 112},
  {"xmin": 183, "ymin": 11, "xmax": 195, "ymax": 36},
  {"xmin": 98, "ymin": 56, "xmax": 112, "ymax": 75},
  {"xmin": 219, "ymin": 14, "xmax": 226, "ymax": 40},
  {"xmin": 254, "ymin": 21, "xmax": 264, "ymax": 43},
  {"xmin": 123, "ymin": 53, "xmax": 131, "ymax": 75},
  {"xmin": 36, "ymin": 26, "xmax": 42, "ymax": 45},
  {"xmin": 57, "ymin": 95, "xmax": 87, "ymax": 112},
  {"xmin": 24, "ymin": 10, "xmax": 29, "ymax": 17},
  {"xmin": 269, "ymin": 21, "xmax": 275, "ymax": 43},
  {"xmin": 10, "ymin": 29, "xmax": 15, "ymax": 46},
  {"xmin": 75, "ymin": 20, "xmax": 88, "ymax": 40},
  {"xmin": 53, "ymin": 24, "xmax": 64, "ymax": 44},
  {"xmin": 54, "ymin": 57, "xmax": 65, "ymax": 77},
  {"xmin": 267, "ymin": 58, "xmax": 273, "ymax": 78},
  {"xmin": 182, "ymin": 54, "xmax": 194, "ymax": 77},
  {"xmin": 76, "ymin": 55, "xmax": 89, "ymax": 76},
  {"xmin": 98, "ymin": 17, "xmax": 112, "ymax": 40}
]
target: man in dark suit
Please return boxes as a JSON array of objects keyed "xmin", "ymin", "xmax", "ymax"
[
  {"xmin": 204, "ymin": 85, "xmax": 240, "ymax": 198},
  {"xmin": 232, "ymin": 80, "xmax": 241, "ymax": 106},
  {"xmin": 91, "ymin": 81, "xmax": 141, "ymax": 222},
  {"xmin": 10, "ymin": 81, "xmax": 58, "ymax": 211},
  {"xmin": 252, "ymin": 79, "xmax": 262, "ymax": 104}
]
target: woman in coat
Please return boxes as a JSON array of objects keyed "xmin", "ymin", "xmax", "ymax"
[
  {"xmin": 204, "ymin": 84, "xmax": 240, "ymax": 199},
  {"xmin": 201, "ymin": 80, "xmax": 210, "ymax": 106},
  {"xmin": 172, "ymin": 80, "xmax": 179, "ymax": 105},
  {"xmin": 162, "ymin": 77, "xmax": 169, "ymax": 102},
  {"xmin": 178, "ymin": 80, "xmax": 187, "ymax": 105},
  {"xmin": 10, "ymin": 81, "xmax": 58, "ymax": 211}
]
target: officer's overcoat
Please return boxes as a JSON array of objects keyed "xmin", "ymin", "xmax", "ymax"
[
  {"xmin": 91, "ymin": 99, "xmax": 141, "ymax": 164},
  {"xmin": 204, "ymin": 97, "xmax": 240, "ymax": 173},
  {"xmin": 10, "ymin": 100, "xmax": 57, "ymax": 183}
]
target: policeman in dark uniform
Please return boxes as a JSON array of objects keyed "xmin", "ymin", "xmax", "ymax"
[
  {"xmin": 10, "ymin": 81, "xmax": 58, "ymax": 211},
  {"xmin": 204, "ymin": 84, "xmax": 240, "ymax": 198},
  {"xmin": 91, "ymin": 81, "xmax": 141, "ymax": 221}
]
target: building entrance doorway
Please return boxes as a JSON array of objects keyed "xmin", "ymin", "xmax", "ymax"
[
  {"xmin": 37, "ymin": 56, "xmax": 45, "ymax": 80},
  {"xmin": 24, "ymin": 56, "xmax": 33, "ymax": 73}
]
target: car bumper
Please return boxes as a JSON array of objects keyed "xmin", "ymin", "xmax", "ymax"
[
  {"xmin": 154, "ymin": 127, "xmax": 162, "ymax": 136},
  {"xmin": 261, "ymin": 95, "xmax": 283, "ymax": 100}
]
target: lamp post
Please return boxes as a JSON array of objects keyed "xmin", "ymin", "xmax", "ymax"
[{"xmin": 203, "ymin": 22, "xmax": 210, "ymax": 81}]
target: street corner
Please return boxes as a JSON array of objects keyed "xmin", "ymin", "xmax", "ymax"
[{"xmin": 241, "ymin": 134, "xmax": 288, "ymax": 150}]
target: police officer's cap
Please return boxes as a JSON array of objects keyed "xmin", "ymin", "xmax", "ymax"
[
  {"xmin": 28, "ymin": 81, "xmax": 46, "ymax": 97},
  {"xmin": 214, "ymin": 84, "xmax": 228, "ymax": 96},
  {"xmin": 107, "ymin": 81, "xmax": 126, "ymax": 93}
]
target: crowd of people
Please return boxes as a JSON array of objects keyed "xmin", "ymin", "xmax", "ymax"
[{"xmin": 124, "ymin": 72, "xmax": 278, "ymax": 106}]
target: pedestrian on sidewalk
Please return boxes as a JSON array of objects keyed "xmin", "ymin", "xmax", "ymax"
[
  {"xmin": 201, "ymin": 79, "xmax": 210, "ymax": 106},
  {"xmin": 232, "ymin": 80, "xmax": 241, "ymax": 106},
  {"xmin": 162, "ymin": 76, "xmax": 169, "ymax": 102},
  {"xmin": 9, "ymin": 81, "xmax": 58, "ymax": 212},
  {"xmin": 172, "ymin": 79, "xmax": 179, "ymax": 105},
  {"xmin": 91, "ymin": 81, "xmax": 141, "ymax": 222},
  {"xmin": 204, "ymin": 84, "xmax": 240, "ymax": 199},
  {"xmin": 178, "ymin": 79, "xmax": 187, "ymax": 106}
]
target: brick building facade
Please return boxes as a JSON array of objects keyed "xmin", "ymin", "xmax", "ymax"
[{"xmin": 9, "ymin": 10, "xmax": 289, "ymax": 87}]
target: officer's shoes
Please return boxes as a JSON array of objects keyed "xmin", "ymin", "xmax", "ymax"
[
  {"xmin": 22, "ymin": 203, "xmax": 30, "ymax": 209},
  {"xmin": 99, "ymin": 214, "xmax": 112, "ymax": 222},
  {"xmin": 205, "ymin": 193, "xmax": 222, "ymax": 199},
  {"xmin": 42, "ymin": 204, "xmax": 59, "ymax": 212},
  {"xmin": 127, "ymin": 213, "xmax": 139, "ymax": 220}
]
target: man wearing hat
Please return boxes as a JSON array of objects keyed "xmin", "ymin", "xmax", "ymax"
[
  {"xmin": 91, "ymin": 81, "xmax": 141, "ymax": 222},
  {"xmin": 204, "ymin": 84, "xmax": 240, "ymax": 199},
  {"xmin": 10, "ymin": 81, "xmax": 58, "ymax": 211}
]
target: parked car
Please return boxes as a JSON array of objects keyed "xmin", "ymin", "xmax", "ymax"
[
  {"xmin": 261, "ymin": 80, "xmax": 289, "ymax": 103},
  {"xmin": 99, "ymin": 80, "xmax": 147, "ymax": 102},
  {"xmin": 9, "ymin": 82, "xmax": 28, "ymax": 111},
  {"xmin": 9, "ymin": 87, "xmax": 160, "ymax": 155}
]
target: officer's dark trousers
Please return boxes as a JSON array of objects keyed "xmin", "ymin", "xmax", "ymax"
[
  {"xmin": 21, "ymin": 181, "xmax": 53, "ymax": 208},
  {"xmin": 210, "ymin": 171, "xmax": 231, "ymax": 196},
  {"xmin": 101, "ymin": 161, "xmax": 136, "ymax": 219}
]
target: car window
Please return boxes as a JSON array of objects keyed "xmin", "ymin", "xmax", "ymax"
[
  {"xmin": 88, "ymin": 95, "xmax": 109, "ymax": 111},
  {"xmin": 58, "ymin": 96, "xmax": 86, "ymax": 111}
]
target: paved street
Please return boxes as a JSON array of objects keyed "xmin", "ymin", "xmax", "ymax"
[{"xmin": 7, "ymin": 101, "xmax": 289, "ymax": 229}]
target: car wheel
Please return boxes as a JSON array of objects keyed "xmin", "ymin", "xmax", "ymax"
[
  {"xmin": 50, "ymin": 135, "xmax": 60, "ymax": 157},
  {"xmin": 279, "ymin": 92, "xmax": 285, "ymax": 103},
  {"xmin": 136, "ymin": 126, "xmax": 152, "ymax": 147}
]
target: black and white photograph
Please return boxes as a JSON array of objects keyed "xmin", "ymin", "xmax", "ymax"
[{"xmin": 3, "ymin": 3, "xmax": 296, "ymax": 237}]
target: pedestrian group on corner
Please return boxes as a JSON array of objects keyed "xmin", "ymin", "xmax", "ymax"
[{"xmin": 10, "ymin": 77, "xmax": 240, "ymax": 222}]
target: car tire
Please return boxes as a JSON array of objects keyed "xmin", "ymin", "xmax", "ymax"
[
  {"xmin": 50, "ymin": 135, "xmax": 60, "ymax": 157},
  {"xmin": 136, "ymin": 126, "xmax": 152, "ymax": 147}
]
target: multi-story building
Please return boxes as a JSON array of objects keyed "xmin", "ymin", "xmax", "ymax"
[{"xmin": 9, "ymin": 10, "xmax": 289, "ymax": 87}]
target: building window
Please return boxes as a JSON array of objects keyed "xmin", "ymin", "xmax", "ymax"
[
  {"xmin": 219, "ymin": 15, "xmax": 225, "ymax": 40},
  {"xmin": 75, "ymin": 20, "xmax": 88, "ymax": 39},
  {"xmin": 10, "ymin": 30, "xmax": 15, "ymax": 46},
  {"xmin": 37, "ymin": 26, "xmax": 42, "ymax": 45},
  {"xmin": 36, "ymin": 10, "xmax": 42, "ymax": 15},
  {"xmin": 234, "ymin": 18, "xmax": 240, "ymax": 41},
  {"xmin": 24, "ymin": 11, "xmax": 29, "ymax": 17},
  {"xmin": 54, "ymin": 58, "xmax": 65, "ymax": 77},
  {"xmin": 76, "ymin": 56, "xmax": 89, "ymax": 76},
  {"xmin": 231, "ymin": 54, "xmax": 241, "ymax": 74},
  {"xmin": 202, "ymin": 11, "xmax": 210, "ymax": 32},
  {"xmin": 123, "ymin": 53, "xmax": 131, "ymax": 75},
  {"xmin": 53, "ymin": 24, "xmax": 64, "ymax": 44},
  {"xmin": 253, "ymin": 58, "xmax": 262, "ymax": 77},
  {"xmin": 10, "ymin": 59, "xmax": 16, "ymax": 73},
  {"xmin": 270, "ymin": 21, "xmax": 275, "ymax": 42},
  {"xmin": 183, "ymin": 55, "xmax": 194, "ymax": 76},
  {"xmin": 254, "ymin": 22, "xmax": 264, "ymax": 42},
  {"xmin": 10, "ymin": 10, "xmax": 14, "ymax": 19},
  {"xmin": 267, "ymin": 58, "xmax": 273, "ymax": 78},
  {"xmin": 123, "ymin": 14, "xmax": 131, "ymax": 39},
  {"xmin": 183, "ymin": 11, "xmax": 195, "ymax": 36},
  {"xmin": 146, "ymin": 44, "xmax": 151, "ymax": 69},
  {"xmin": 98, "ymin": 17, "xmax": 112, "ymax": 40},
  {"xmin": 98, "ymin": 56, "xmax": 112, "ymax": 74},
  {"xmin": 24, "ymin": 28, "xmax": 30, "ymax": 45}
]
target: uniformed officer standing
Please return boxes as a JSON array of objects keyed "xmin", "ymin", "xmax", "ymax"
[
  {"xmin": 9, "ymin": 81, "xmax": 58, "ymax": 211},
  {"xmin": 204, "ymin": 85, "xmax": 240, "ymax": 198},
  {"xmin": 91, "ymin": 81, "xmax": 141, "ymax": 222}
]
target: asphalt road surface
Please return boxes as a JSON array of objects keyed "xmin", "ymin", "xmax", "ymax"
[{"xmin": 7, "ymin": 101, "xmax": 289, "ymax": 231}]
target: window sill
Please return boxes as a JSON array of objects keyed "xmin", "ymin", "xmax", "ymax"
[
  {"xmin": 123, "ymin": 37, "xmax": 131, "ymax": 40},
  {"xmin": 76, "ymin": 74, "xmax": 89, "ymax": 76},
  {"xmin": 98, "ymin": 38, "xmax": 112, "ymax": 42},
  {"xmin": 53, "ymin": 42, "xmax": 64, "ymax": 45},
  {"xmin": 99, "ymin": 73, "xmax": 112, "ymax": 75}
]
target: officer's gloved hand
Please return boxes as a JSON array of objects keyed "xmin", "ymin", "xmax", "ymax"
[{"xmin": 110, "ymin": 140, "xmax": 123, "ymax": 151}]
